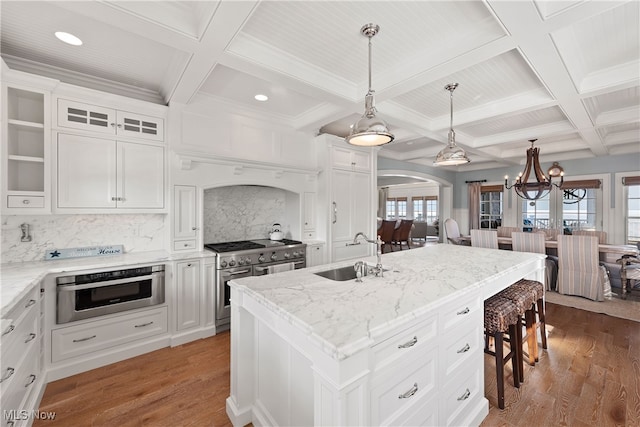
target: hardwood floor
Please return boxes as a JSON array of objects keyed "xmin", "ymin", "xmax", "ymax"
[{"xmin": 36, "ymin": 302, "xmax": 639, "ymax": 427}]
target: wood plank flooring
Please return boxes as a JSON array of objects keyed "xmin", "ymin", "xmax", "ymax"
[{"xmin": 35, "ymin": 302, "xmax": 639, "ymax": 427}]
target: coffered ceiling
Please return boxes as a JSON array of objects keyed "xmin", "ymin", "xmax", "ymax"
[{"xmin": 2, "ymin": 1, "xmax": 639, "ymax": 171}]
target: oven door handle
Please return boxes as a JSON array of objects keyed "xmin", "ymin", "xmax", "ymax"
[
  {"xmin": 57, "ymin": 274, "xmax": 159, "ymax": 291},
  {"xmin": 224, "ymin": 269, "xmax": 251, "ymax": 276}
]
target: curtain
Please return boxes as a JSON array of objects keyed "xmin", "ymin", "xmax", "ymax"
[
  {"xmin": 377, "ymin": 187, "xmax": 388, "ymax": 219},
  {"xmin": 468, "ymin": 182, "xmax": 481, "ymax": 231}
]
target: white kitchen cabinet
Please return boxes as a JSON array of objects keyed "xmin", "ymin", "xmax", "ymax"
[
  {"xmin": 2, "ymin": 84, "xmax": 51, "ymax": 214},
  {"xmin": 303, "ymin": 192, "xmax": 316, "ymax": 232},
  {"xmin": 173, "ymin": 185, "xmax": 198, "ymax": 251},
  {"xmin": 0, "ymin": 287, "xmax": 43, "ymax": 427},
  {"xmin": 175, "ymin": 260, "xmax": 201, "ymax": 331},
  {"xmin": 331, "ymin": 145, "xmax": 371, "ymax": 173},
  {"xmin": 57, "ymin": 133, "xmax": 164, "ymax": 210},
  {"xmin": 57, "ymin": 99, "xmax": 164, "ymax": 142},
  {"xmin": 305, "ymin": 242, "xmax": 325, "ymax": 267}
]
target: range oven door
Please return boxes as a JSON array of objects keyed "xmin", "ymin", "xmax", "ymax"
[
  {"xmin": 252, "ymin": 260, "xmax": 306, "ymax": 276},
  {"xmin": 216, "ymin": 267, "xmax": 252, "ymax": 327}
]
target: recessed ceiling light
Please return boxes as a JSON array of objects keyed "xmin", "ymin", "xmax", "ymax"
[
  {"xmin": 254, "ymin": 94, "xmax": 268, "ymax": 102},
  {"xmin": 55, "ymin": 32, "xmax": 83, "ymax": 46}
]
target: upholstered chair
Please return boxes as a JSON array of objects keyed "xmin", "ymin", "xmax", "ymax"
[
  {"xmin": 378, "ymin": 220, "xmax": 397, "ymax": 254},
  {"xmin": 512, "ymin": 232, "xmax": 558, "ymax": 291},
  {"xmin": 572, "ymin": 230, "xmax": 607, "ymax": 244},
  {"xmin": 557, "ymin": 235, "xmax": 608, "ymax": 301},
  {"xmin": 392, "ymin": 219, "xmax": 414, "ymax": 250},
  {"xmin": 471, "ymin": 229, "xmax": 499, "ymax": 249},
  {"xmin": 497, "ymin": 226, "xmax": 521, "ymax": 238},
  {"xmin": 444, "ymin": 218, "xmax": 469, "ymax": 246}
]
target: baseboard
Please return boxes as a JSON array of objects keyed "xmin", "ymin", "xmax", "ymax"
[
  {"xmin": 170, "ymin": 325, "xmax": 216, "ymax": 347},
  {"xmin": 226, "ymin": 396, "xmax": 253, "ymax": 427}
]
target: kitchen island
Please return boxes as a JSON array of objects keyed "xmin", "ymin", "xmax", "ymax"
[{"xmin": 226, "ymin": 244, "xmax": 545, "ymax": 426}]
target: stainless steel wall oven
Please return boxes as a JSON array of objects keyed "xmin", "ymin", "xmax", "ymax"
[{"xmin": 56, "ymin": 264, "xmax": 165, "ymax": 324}]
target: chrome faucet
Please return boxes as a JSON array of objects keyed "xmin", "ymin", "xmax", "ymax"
[{"xmin": 353, "ymin": 232, "xmax": 384, "ymax": 277}]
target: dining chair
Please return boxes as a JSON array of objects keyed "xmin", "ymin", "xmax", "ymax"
[
  {"xmin": 571, "ymin": 230, "xmax": 607, "ymax": 244},
  {"xmin": 378, "ymin": 220, "xmax": 397, "ymax": 254},
  {"xmin": 497, "ymin": 226, "xmax": 521, "ymax": 238},
  {"xmin": 392, "ymin": 219, "xmax": 414, "ymax": 250},
  {"xmin": 444, "ymin": 218, "xmax": 469, "ymax": 245},
  {"xmin": 557, "ymin": 235, "xmax": 608, "ymax": 301},
  {"xmin": 512, "ymin": 232, "xmax": 558, "ymax": 291},
  {"xmin": 471, "ymin": 229, "xmax": 499, "ymax": 249}
]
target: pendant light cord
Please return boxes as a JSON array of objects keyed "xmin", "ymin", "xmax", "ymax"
[{"xmin": 367, "ymin": 35, "xmax": 373, "ymax": 94}]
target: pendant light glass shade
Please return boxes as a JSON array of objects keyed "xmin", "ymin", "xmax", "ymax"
[
  {"xmin": 434, "ymin": 83, "xmax": 470, "ymax": 166},
  {"xmin": 346, "ymin": 23, "xmax": 394, "ymax": 147}
]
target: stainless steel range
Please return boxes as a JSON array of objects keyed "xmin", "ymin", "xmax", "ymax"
[{"xmin": 204, "ymin": 239, "xmax": 306, "ymax": 330}]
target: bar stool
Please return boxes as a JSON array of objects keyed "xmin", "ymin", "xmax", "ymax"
[
  {"xmin": 484, "ymin": 294, "xmax": 521, "ymax": 409},
  {"xmin": 510, "ymin": 279, "xmax": 547, "ymax": 361}
]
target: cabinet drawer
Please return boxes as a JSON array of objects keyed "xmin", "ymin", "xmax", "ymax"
[
  {"xmin": 1, "ymin": 312, "xmax": 37, "ymax": 389},
  {"xmin": 441, "ymin": 324, "xmax": 482, "ymax": 379},
  {"xmin": 52, "ymin": 307, "xmax": 167, "ymax": 363},
  {"xmin": 440, "ymin": 291, "xmax": 481, "ymax": 333},
  {"xmin": 1, "ymin": 287, "xmax": 39, "ymax": 351},
  {"xmin": 370, "ymin": 347, "xmax": 437, "ymax": 426},
  {"xmin": 174, "ymin": 240, "xmax": 197, "ymax": 251},
  {"xmin": 372, "ymin": 315, "xmax": 437, "ymax": 369},
  {"xmin": 442, "ymin": 364, "xmax": 483, "ymax": 426},
  {"xmin": 0, "ymin": 347, "xmax": 39, "ymax": 427},
  {"xmin": 7, "ymin": 195, "xmax": 45, "ymax": 208}
]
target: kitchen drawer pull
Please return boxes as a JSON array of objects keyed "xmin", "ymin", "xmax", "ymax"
[
  {"xmin": 398, "ymin": 336, "xmax": 418, "ymax": 349},
  {"xmin": 134, "ymin": 321, "xmax": 154, "ymax": 328},
  {"xmin": 25, "ymin": 374, "xmax": 36, "ymax": 387},
  {"xmin": 23, "ymin": 199, "xmax": 30, "ymax": 205},
  {"xmin": 25, "ymin": 299, "xmax": 36, "ymax": 308},
  {"xmin": 332, "ymin": 202, "xmax": 337, "ymax": 224},
  {"xmin": 111, "ymin": 196, "xmax": 117, "ymax": 201},
  {"xmin": 0, "ymin": 367, "xmax": 15, "ymax": 383},
  {"xmin": 25, "ymin": 332, "xmax": 37, "ymax": 343},
  {"xmin": 457, "ymin": 307, "xmax": 470, "ymax": 315},
  {"xmin": 345, "ymin": 241, "xmax": 361, "ymax": 247},
  {"xmin": 73, "ymin": 335, "xmax": 97, "ymax": 343},
  {"xmin": 2, "ymin": 324, "xmax": 15, "ymax": 336},
  {"xmin": 457, "ymin": 388, "xmax": 471, "ymax": 401},
  {"xmin": 398, "ymin": 383, "xmax": 418, "ymax": 399},
  {"xmin": 457, "ymin": 343, "xmax": 470, "ymax": 353}
]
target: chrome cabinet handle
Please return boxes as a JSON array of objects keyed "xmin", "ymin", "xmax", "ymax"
[
  {"xmin": 25, "ymin": 374, "xmax": 36, "ymax": 387},
  {"xmin": 2, "ymin": 324, "xmax": 15, "ymax": 336},
  {"xmin": 457, "ymin": 307, "xmax": 470, "ymax": 315},
  {"xmin": 398, "ymin": 336, "xmax": 418, "ymax": 349},
  {"xmin": 25, "ymin": 299, "xmax": 36, "ymax": 308},
  {"xmin": 134, "ymin": 321, "xmax": 153, "ymax": 328},
  {"xmin": 457, "ymin": 388, "xmax": 471, "ymax": 401},
  {"xmin": 332, "ymin": 202, "xmax": 337, "ymax": 224},
  {"xmin": 191, "ymin": 227, "xmax": 197, "ymax": 230},
  {"xmin": 345, "ymin": 241, "xmax": 361, "ymax": 247},
  {"xmin": 398, "ymin": 383, "xmax": 418, "ymax": 399},
  {"xmin": 25, "ymin": 333, "xmax": 36, "ymax": 343},
  {"xmin": 110, "ymin": 122, "xmax": 117, "ymax": 128},
  {"xmin": 0, "ymin": 367, "xmax": 15, "ymax": 383},
  {"xmin": 73, "ymin": 335, "xmax": 97, "ymax": 343},
  {"xmin": 22, "ymin": 199, "xmax": 30, "ymax": 205},
  {"xmin": 457, "ymin": 343, "xmax": 470, "ymax": 353},
  {"xmin": 111, "ymin": 196, "xmax": 117, "ymax": 201}
]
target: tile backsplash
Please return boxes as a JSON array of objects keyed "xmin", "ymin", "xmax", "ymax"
[
  {"xmin": 203, "ymin": 186, "xmax": 287, "ymax": 243},
  {"xmin": 1, "ymin": 214, "xmax": 166, "ymax": 263}
]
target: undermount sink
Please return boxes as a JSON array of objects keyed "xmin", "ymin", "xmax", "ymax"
[{"xmin": 314, "ymin": 265, "xmax": 361, "ymax": 281}]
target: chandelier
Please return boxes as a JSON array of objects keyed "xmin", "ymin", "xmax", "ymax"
[
  {"xmin": 504, "ymin": 139, "xmax": 564, "ymax": 200},
  {"xmin": 345, "ymin": 23, "xmax": 394, "ymax": 147},
  {"xmin": 434, "ymin": 83, "xmax": 470, "ymax": 166}
]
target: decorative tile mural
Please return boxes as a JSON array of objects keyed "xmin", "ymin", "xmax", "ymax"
[
  {"xmin": 203, "ymin": 186, "xmax": 287, "ymax": 243},
  {"xmin": 1, "ymin": 214, "xmax": 166, "ymax": 263}
]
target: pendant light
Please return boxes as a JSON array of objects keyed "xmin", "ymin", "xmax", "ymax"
[
  {"xmin": 504, "ymin": 139, "xmax": 564, "ymax": 200},
  {"xmin": 434, "ymin": 83, "xmax": 470, "ymax": 166},
  {"xmin": 346, "ymin": 23, "xmax": 394, "ymax": 147}
]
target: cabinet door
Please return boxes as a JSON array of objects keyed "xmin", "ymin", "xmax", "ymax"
[
  {"xmin": 331, "ymin": 146, "xmax": 354, "ymax": 169},
  {"xmin": 57, "ymin": 134, "xmax": 116, "ymax": 208},
  {"xmin": 331, "ymin": 169, "xmax": 352, "ymax": 241},
  {"xmin": 303, "ymin": 192, "xmax": 316, "ymax": 231},
  {"xmin": 58, "ymin": 99, "xmax": 116, "ymax": 135},
  {"xmin": 306, "ymin": 243, "xmax": 325, "ymax": 267},
  {"xmin": 176, "ymin": 261, "xmax": 201, "ymax": 331},
  {"xmin": 117, "ymin": 141, "xmax": 164, "ymax": 209},
  {"xmin": 116, "ymin": 111, "xmax": 164, "ymax": 142},
  {"xmin": 174, "ymin": 185, "xmax": 197, "ymax": 239},
  {"xmin": 351, "ymin": 172, "xmax": 371, "ymax": 235}
]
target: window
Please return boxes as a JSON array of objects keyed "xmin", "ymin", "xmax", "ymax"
[
  {"xmin": 412, "ymin": 196, "xmax": 438, "ymax": 223},
  {"xmin": 397, "ymin": 198, "xmax": 407, "ymax": 219},
  {"xmin": 386, "ymin": 198, "xmax": 396, "ymax": 220},
  {"xmin": 480, "ymin": 185, "xmax": 503, "ymax": 229},
  {"xmin": 624, "ymin": 176, "xmax": 640, "ymax": 244},
  {"xmin": 522, "ymin": 194, "xmax": 550, "ymax": 229},
  {"xmin": 386, "ymin": 197, "xmax": 407, "ymax": 220}
]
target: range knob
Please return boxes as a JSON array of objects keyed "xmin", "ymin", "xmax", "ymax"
[
  {"xmin": 258, "ymin": 254, "xmax": 265, "ymax": 263},
  {"xmin": 228, "ymin": 259, "xmax": 236, "ymax": 267},
  {"xmin": 292, "ymin": 251, "xmax": 299, "ymax": 258},
  {"xmin": 270, "ymin": 252, "xmax": 278, "ymax": 261},
  {"xmin": 237, "ymin": 258, "xmax": 245, "ymax": 266},
  {"xmin": 220, "ymin": 260, "xmax": 227, "ymax": 268},
  {"xmin": 298, "ymin": 249, "xmax": 305, "ymax": 257},
  {"xmin": 284, "ymin": 252, "xmax": 290, "ymax": 259},
  {"xmin": 244, "ymin": 257, "xmax": 252, "ymax": 265}
]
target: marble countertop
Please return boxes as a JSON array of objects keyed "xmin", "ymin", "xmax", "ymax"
[
  {"xmin": 1, "ymin": 249, "xmax": 217, "ymax": 317},
  {"xmin": 230, "ymin": 244, "xmax": 544, "ymax": 360}
]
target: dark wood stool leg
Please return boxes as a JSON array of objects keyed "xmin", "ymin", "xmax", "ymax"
[
  {"xmin": 508, "ymin": 323, "xmax": 520, "ymax": 387},
  {"xmin": 537, "ymin": 298, "xmax": 547, "ymax": 350},
  {"xmin": 525, "ymin": 307, "xmax": 538, "ymax": 364},
  {"xmin": 515, "ymin": 314, "xmax": 524, "ymax": 383},
  {"xmin": 494, "ymin": 332, "xmax": 505, "ymax": 410}
]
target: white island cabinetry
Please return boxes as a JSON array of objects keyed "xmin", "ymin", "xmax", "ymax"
[{"xmin": 226, "ymin": 245, "xmax": 545, "ymax": 427}]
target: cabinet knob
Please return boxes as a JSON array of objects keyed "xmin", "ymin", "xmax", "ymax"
[
  {"xmin": 191, "ymin": 227, "xmax": 197, "ymax": 231},
  {"xmin": 110, "ymin": 123, "xmax": 117, "ymax": 128}
]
